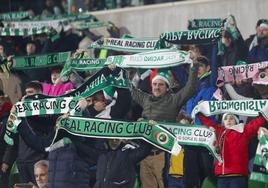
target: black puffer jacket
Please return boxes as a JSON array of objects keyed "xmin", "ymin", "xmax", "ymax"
[{"xmin": 94, "ymin": 141, "xmax": 151, "ymax": 188}]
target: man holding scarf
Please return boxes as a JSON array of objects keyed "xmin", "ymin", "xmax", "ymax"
[{"xmin": 109, "ymin": 52, "xmax": 199, "ymax": 188}]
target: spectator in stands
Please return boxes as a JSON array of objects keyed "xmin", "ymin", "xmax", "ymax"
[
  {"xmin": 218, "ymin": 29, "xmax": 248, "ymax": 66},
  {"xmin": 165, "ymin": 113, "xmax": 191, "ymax": 188},
  {"xmin": 94, "ymin": 137, "xmax": 151, "ymax": 188},
  {"xmin": 198, "ymin": 112, "xmax": 267, "ymax": 188},
  {"xmin": 40, "ymin": 66, "xmax": 75, "ymax": 96},
  {"xmin": 109, "ymin": 52, "xmax": 198, "ymax": 188},
  {"xmin": 245, "ymin": 19, "xmax": 265, "ymax": 50},
  {"xmin": 0, "ymin": 90, "xmax": 12, "ymax": 188},
  {"xmin": 181, "ymin": 53, "xmax": 215, "ymax": 188},
  {"xmin": 4, "ymin": 82, "xmax": 48, "ymax": 185},
  {"xmin": 33, "ymin": 160, "xmax": 48, "ymax": 188},
  {"xmin": 248, "ymin": 20, "xmax": 268, "ymax": 63},
  {"xmin": 42, "ymin": 0, "xmax": 63, "ymax": 17}
]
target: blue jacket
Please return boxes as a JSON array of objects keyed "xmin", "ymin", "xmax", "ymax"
[
  {"xmin": 248, "ymin": 39, "xmax": 268, "ymax": 63},
  {"xmin": 185, "ymin": 74, "xmax": 216, "ymax": 124}
]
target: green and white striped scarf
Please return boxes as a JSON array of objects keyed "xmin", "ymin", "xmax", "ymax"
[
  {"xmin": 71, "ymin": 20, "xmax": 107, "ymax": 30},
  {"xmin": 55, "ymin": 116, "xmax": 181, "ymax": 155},
  {"xmin": 0, "ymin": 27, "xmax": 53, "ymax": 36},
  {"xmin": 60, "ymin": 58, "xmax": 106, "ymax": 78},
  {"xmin": 90, "ymin": 37, "xmax": 159, "ymax": 53},
  {"xmin": 250, "ymin": 129, "xmax": 268, "ymax": 183},
  {"xmin": 14, "ymin": 96, "xmax": 82, "ymax": 117}
]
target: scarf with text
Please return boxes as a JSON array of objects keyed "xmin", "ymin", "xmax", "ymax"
[
  {"xmin": 55, "ymin": 116, "xmax": 181, "ymax": 155},
  {"xmin": 62, "ymin": 67, "xmax": 129, "ymax": 98},
  {"xmin": 217, "ymin": 61, "xmax": 268, "ymax": 86},
  {"xmin": 11, "ymin": 51, "xmax": 71, "ymax": 70},
  {"xmin": 160, "ymin": 28, "xmax": 221, "ymax": 45},
  {"xmin": 14, "ymin": 96, "xmax": 82, "ymax": 117},
  {"xmin": 165, "ymin": 123, "xmax": 221, "ymax": 162},
  {"xmin": 188, "ymin": 18, "xmax": 224, "ymax": 30},
  {"xmin": 60, "ymin": 58, "xmax": 106, "ymax": 78},
  {"xmin": 90, "ymin": 37, "xmax": 159, "ymax": 53},
  {"xmin": 105, "ymin": 49, "xmax": 192, "ymax": 68},
  {"xmin": 0, "ymin": 11, "xmax": 32, "ymax": 21},
  {"xmin": 191, "ymin": 100, "xmax": 268, "ymax": 120}
]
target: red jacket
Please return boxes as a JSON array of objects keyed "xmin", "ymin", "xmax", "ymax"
[{"xmin": 198, "ymin": 114, "xmax": 266, "ymax": 176}]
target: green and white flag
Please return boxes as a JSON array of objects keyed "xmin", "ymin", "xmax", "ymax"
[
  {"xmin": 60, "ymin": 58, "xmax": 106, "ymax": 78},
  {"xmin": 14, "ymin": 96, "xmax": 82, "ymax": 117},
  {"xmin": 191, "ymin": 100, "xmax": 268, "ymax": 120},
  {"xmin": 0, "ymin": 11, "xmax": 31, "ymax": 21},
  {"xmin": 105, "ymin": 49, "xmax": 192, "ymax": 68},
  {"xmin": 250, "ymin": 128, "xmax": 268, "ymax": 183},
  {"xmin": 160, "ymin": 28, "xmax": 221, "ymax": 45},
  {"xmin": 0, "ymin": 27, "xmax": 52, "ymax": 36},
  {"xmin": 56, "ymin": 117, "xmax": 181, "ymax": 155},
  {"xmin": 12, "ymin": 51, "xmax": 71, "ymax": 70},
  {"xmin": 165, "ymin": 123, "xmax": 221, "ymax": 162},
  {"xmin": 188, "ymin": 18, "xmax": 224, "ymax": 30},
  {"xmin": 90, "ymin": 37, "xmax": 159, "ymax": 53}
]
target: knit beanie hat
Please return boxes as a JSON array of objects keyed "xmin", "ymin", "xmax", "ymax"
[
  {"xmin": 222, "ymin": 113, "xmax": 239, "ymax": 124},
  {"xmin": 152, "ymin": 69, "xmax": 170, "ymax": 87},
  {"xmin": 103, "ymin": 86, "xmax": 117, "ymax": 101},
  {"xmin": 260, "ymin": 20, "xmax": 268, "ymax": 29}
]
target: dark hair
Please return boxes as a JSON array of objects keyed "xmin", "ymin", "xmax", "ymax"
[
  {"xmin": 256, "ymin": 19, "xmax": 265, "ymax": 28},
  {"xmin": 197, "ymin": 56, "xmax": 210, "ymax": 66},
  {"xmin": 50, "ymin": 66, "xmax": 63, "ymax": 73},
  {"xmin": 92, "ymin": 91, "xmax": 105, "ymax": 102},
  {"xmin": 25, "ymin": 81, "xmax": 43, "ymax": 92},
  {"xmin": 176, "ymin": 113, "xmax": 193, "ymax": 124},
  {"xmin": 0, "ymin": 90, "xmax": 4, "ymax": 97}
]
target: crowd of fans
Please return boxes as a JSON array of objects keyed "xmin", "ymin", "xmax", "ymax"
[
  {"xmin": 0, "ymin": 1, "xmax": 268, "ymax": 188},
  {"xmin": 0, "ymin": 0, "xmax": 184, "ymax": 14}
]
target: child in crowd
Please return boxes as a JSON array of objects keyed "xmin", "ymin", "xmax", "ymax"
[
  {"xmin": 198, "ymin": 112, "xmax": 267, "ymax": 188},
  {"xmin": 41, "ymin": 66, "xmax": 82, "ymax": 96},
  {"xmin": 166, "ymin": 113, "xmax": 192, "ymax": 188}
]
